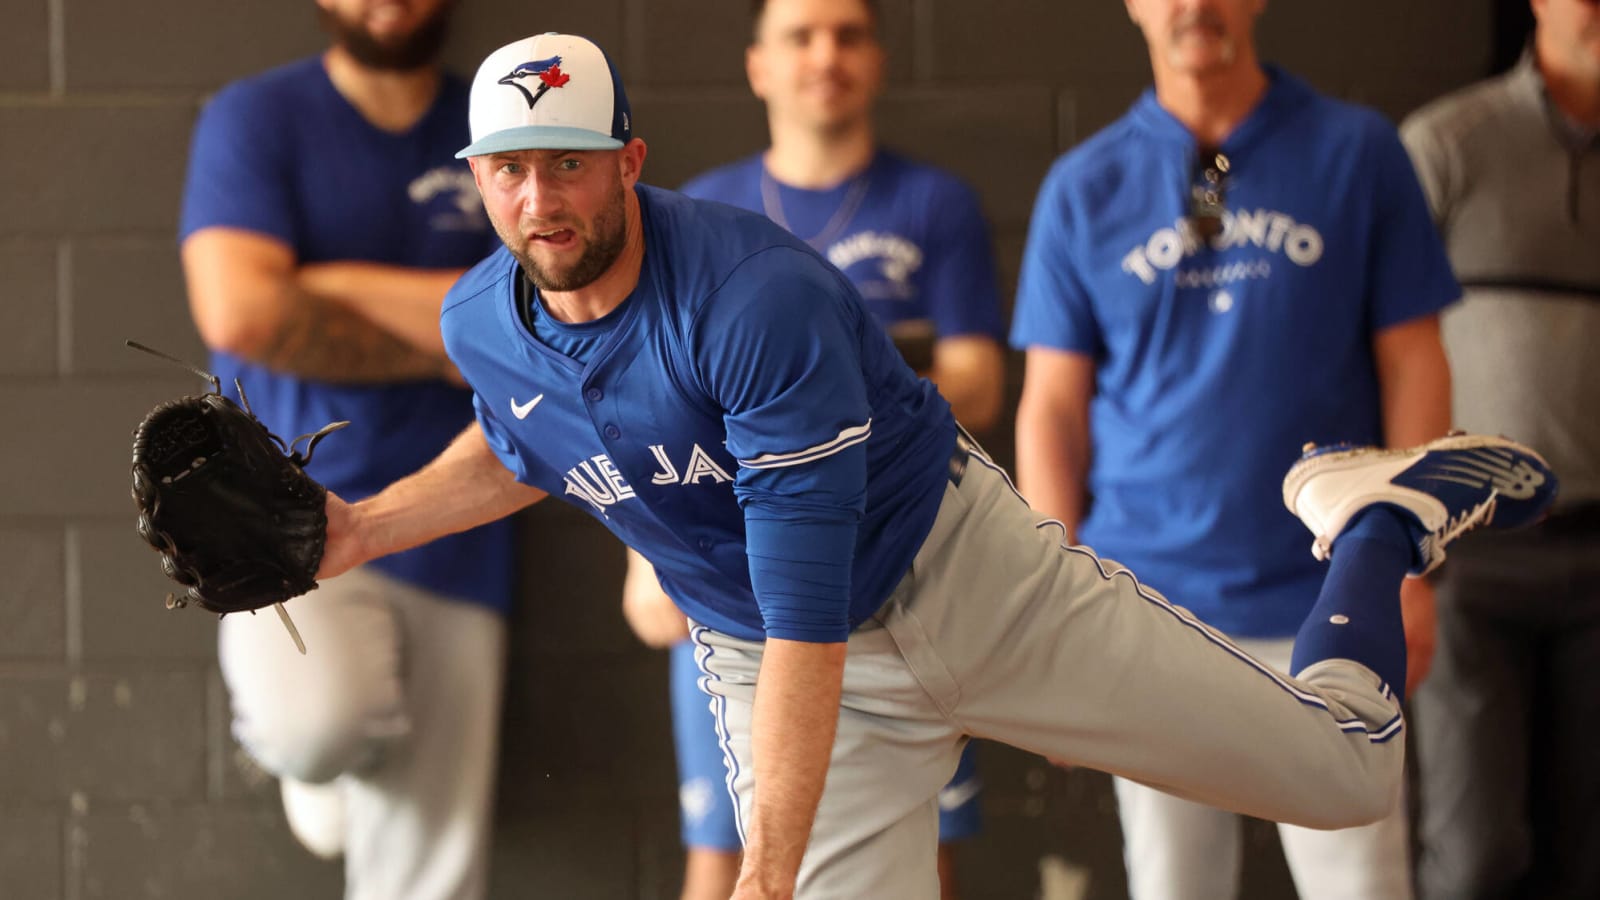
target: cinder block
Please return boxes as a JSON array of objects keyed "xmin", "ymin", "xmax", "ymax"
[
  {"xmin": 628, "ymin": 89, "xmax": 769, "ymax": 192},
  {"xmin": 444, "ymin": 0, "xmax": 626, "ymax": 78},
  {"xmin": 1343, "ymin": 68, "xmax": 1486, "ymax": 126},
  {"xmin": 625, "ymin": 0, "xmax": 914, "ymax": 86},
  {"xmin": 927, "ymin": 0, "xmax": 1147, "ymax": 82},
  {"xmin": 626, "ymin": 0, "xmax": 750, "ymax": 87},
  {"xmin": 79, "ymin": 523, "xmax": 218, "ymax": 661},
  {"xmin": 1059, "ymin": 78, "xmax": 1150, "ymax": 153},
  {"xmin": 0, "ymin": 670, "xmax": 207, "ymax": 803},
  {"xmin": 631, "ymin": 798, "xmax": 686, "ymax": 900},
  {"xmin": 993, "ymin": 229, "xmax": 1025, "ymax": 317},
  {"xmin": 0, "ymin": 525, "xmax": 66, "ymax": 660},
  {"xmin": 498, "ymin": 653, "xmax": 674, "ymax": 800},
  {"xmin": 0, "ymin": 810, "xmax": 63, "ymax": 899},
  {"xmin": 876, "ymin": 86, "xmax": 1057, "ymax": 229},
  {"xmin": 1258, "ymin": 1, "xmax": 1491, "ymax": 81},
  {"xmin": 75, "ymin": 803, "xmax": 340, "ymax": 900},
  {"xmin": 0, "ymin": 240, "xmax": 59, "ymax": 376},
  {"xmin": 0, "ymin": 104, "xmax": 195, "ymax": 237},
  {"xmin": 66, "ymin": 0, "xmax": 323, "ymax": 91},
  {"xmin": 0, "ymin": 0, "xmax": 49, "ymax": 90},
  {"xmin": 71, "ymin": 238, "xmax": 205, "ymax": 377},
  {"xmin": 0, "ymin": 376, "xmax": 203, "ymax": 517},
  {"xmin": 513, "ymin": 501, "xmax": 636, "ymax": 656},
  {"xmin": 488, "ymin": 802, "xmax": 639, "ymax": 900}
]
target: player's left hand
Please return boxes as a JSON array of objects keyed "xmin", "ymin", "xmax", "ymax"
[
  {"xmin": 1399, "ymin": 577, "xmax": 1437, "ymax": 696},
  {"xmin": 315, "ymin": 490, "xmax": 363, "ymax": 581}
]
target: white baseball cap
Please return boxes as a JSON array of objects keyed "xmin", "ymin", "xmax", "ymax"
[{"xmin": 456, "ymin": 33, "xmax": 633, "ymax": 159}]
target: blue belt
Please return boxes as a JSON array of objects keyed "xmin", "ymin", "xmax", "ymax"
[{"xmin": 949, "ymin": 427, "xmax": 981, "ymax": 487}]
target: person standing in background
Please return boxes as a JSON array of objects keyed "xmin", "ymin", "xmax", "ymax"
[
  {"xmin": 1401, "ymin": 1, "xmax": 1600, "ymax": 896},
  {"xmin": 1011, "ymin": 1, "xmax": 1456, "ymax": 897},
  {"xmin": 178, "ymin": 2, "xmax": 515, "ymax": 897}
]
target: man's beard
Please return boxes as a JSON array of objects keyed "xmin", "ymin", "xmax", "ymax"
[
  {"xmin": 319, "ymin": 2, "xmax": 455, "ymax": 72},
  {"xmin": 509, "ymin": 184, "xmax": 630, "ymax": 294}
]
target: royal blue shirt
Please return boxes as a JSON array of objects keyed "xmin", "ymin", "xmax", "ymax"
[
  {"xmin": 442, "ymin": 186, "xmax": 955, "ymax": 641},
  {"xmin": 681, "ymin": 150, "xmax": 1004, "ymax": 342},
  {"xmin": 1010, "ymin": 68, "xmax": 1459, "ymax": 636},
  {"xmin": 179, "ymin": 57, "xmax": 514, "ymax": 613}
]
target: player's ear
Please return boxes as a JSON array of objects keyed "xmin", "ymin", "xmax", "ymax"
[
  {"xmin": 746, "ymin": 44, "xmax": 768, "ymax": 101},
  {"xmin": 466, "ymin": 156, "xmax": 490, "ymax": 195},
  {"xmin": 618, "ymin": 139, "xmax": 648, "ymax": 188}
]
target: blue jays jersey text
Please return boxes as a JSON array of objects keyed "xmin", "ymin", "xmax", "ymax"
[
  {"xmin": 442, "ymin": 186, "xmax": 956, "ymax": 641},
  {"xmin": 1010, "ymin": 68, "xmax": 1459, "ymax": 636}
]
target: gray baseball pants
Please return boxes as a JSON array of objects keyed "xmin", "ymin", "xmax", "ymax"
[
  {"xmin": 1114, "ymin": 635, "xmax": 1413, "ymax": 900},
  {"xmin": 694, "ymin": 440, "xmax": 1406, "ymax": 898}
]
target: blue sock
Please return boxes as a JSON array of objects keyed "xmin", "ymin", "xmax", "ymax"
[{"xmin": 1289, "ymin": 505, "xmax": 1413, "ymax": 700}]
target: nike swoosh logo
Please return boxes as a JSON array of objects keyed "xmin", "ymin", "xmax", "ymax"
[{"xmin": 510, "ymin": 394, "xmax": 544, "ymax": 420}]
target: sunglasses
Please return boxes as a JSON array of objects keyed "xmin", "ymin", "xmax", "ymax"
[{"xmin": 1189, "ymin": 148, "xmax": 1231, "ymax": 243}]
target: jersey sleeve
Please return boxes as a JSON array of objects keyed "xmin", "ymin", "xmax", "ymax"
[
  {"xmin": 1363, "ymin": 118, "xmax": 1461, "ymax": 331},
  {"xmin": 1010, "ymin": 159, "xmax": 1103, "ymax": 356},
  {"xmin": 920, "ymin": 177, "xmax": 1005, "ymax": 340},
  {"xmin": 690, "ymin": 248, "xmax": 872, "ymax": 642},
  {"xmin": 179, "ymin": 82, "xmax": 298, "ymax": 245}
]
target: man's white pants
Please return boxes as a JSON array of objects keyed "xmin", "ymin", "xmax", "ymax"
[
  {"xmin": 694, "ymin": 445, "xmax": 1406, "ymax": 899},
  {"xmin": 219, "ymin": 566, "xmax": 506, "ymax": 900},
  {"xmin": 1115, "ymin": 636, "xmax": 1413, "ymax": 900}
]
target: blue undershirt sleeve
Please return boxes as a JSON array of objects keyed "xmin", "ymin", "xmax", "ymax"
[
  {"xmin": 691, "ymin": 247, "xmax": 873, "ymax": 643},
  {"xmin": 744, "ymin": 496, "xmax": 860, "ymax": 642}
]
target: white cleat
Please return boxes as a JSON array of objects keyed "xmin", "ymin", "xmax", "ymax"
[{"xmin": 1283, "ymin": 433, "xmax": 1558, "ymax": 576}]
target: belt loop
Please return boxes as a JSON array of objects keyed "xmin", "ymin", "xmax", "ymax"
[{"xmin": 949, "ymin": 424, "xmax": 980, "ymax": 486}]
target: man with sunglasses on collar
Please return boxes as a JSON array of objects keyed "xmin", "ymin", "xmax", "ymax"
[
  {"xmin": 1012, "ymin": 1, "xmax": 1457, "ymax": 898},
  {"xmin": 1401, "ymin": 1, "xmax": 1600, "ymax": 896}
]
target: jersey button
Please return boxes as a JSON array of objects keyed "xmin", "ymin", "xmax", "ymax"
[
  {"xmin": 603, "ymin": 424, "xmax": 621, "ymax": 439},
  {"xmin": 585, "ymin": 388, "xmax": 603, "ymax": 402},
  {"xmin": 697, "ymin": 537, "xmax": 713, "ymax": 551}
]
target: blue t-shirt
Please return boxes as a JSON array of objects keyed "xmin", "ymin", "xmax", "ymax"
[
  {"xmin": 179, "ymin": 57, "xmax": 514, "ymax": 613},
  {"xmin": 680, "ymin": 151, "xmax": 1004, "ymax": 342},
  {"xmin": 442, "ymin": 186, "xmax": 955, "ymax": 642},
  {"xmin": 1010, "ymin": 68, "xmax": 1459, "ymax": 637}
]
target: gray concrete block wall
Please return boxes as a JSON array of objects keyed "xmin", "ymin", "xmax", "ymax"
[{"xmin": 0, "ymin": 1, "xmax": 1495, "ymax": 897}]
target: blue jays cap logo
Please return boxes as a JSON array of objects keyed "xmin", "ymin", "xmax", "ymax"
[{"xmin": 498, "ymin": 55, "xmax": 572, "ymax": 109}]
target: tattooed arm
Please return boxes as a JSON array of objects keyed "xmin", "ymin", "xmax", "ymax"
[{"xmin": 181, "ymin": 227, "xmax": 459, "ymax": 383}]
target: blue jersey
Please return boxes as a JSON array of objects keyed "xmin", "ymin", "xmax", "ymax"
[
  {"xmin": 179, "ymin": 57, "xmax": 514, "ymax": 612},
  {"xmin": 680, "ymin": 151, "xmax": 1004, "ymax": 342},
  {"xmin": 1010, "ymin": 68, "xmax": 1458, "ymax": 637},
  {"xmin": 441, "ymin": 186, "xmax": 955, "ymax": 642}
]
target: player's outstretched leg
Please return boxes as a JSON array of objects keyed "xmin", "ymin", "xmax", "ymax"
[{"xmin": 1281, "ymin": 433, "xmax": 1558, "ymax": 697}]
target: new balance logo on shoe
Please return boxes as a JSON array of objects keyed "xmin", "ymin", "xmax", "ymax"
[
  {"xmin": 1282, "ymin": 433, "xmax": 1559, "ymax": 576},
  {"xmin": 1431, "ymin": 447, "xmax": 1547, "ymax": 500}
]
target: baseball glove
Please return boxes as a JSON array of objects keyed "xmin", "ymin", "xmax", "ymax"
[{"xmin": 127, "ymin": 341, "xmax": 348, "ymax": 651}]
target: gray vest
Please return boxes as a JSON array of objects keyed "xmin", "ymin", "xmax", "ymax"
[{"xmin": 1401, "ymin": 53, "xmax": 1600, "ymax": 508}]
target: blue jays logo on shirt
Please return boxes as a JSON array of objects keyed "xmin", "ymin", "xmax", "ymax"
[
  {"xmin": 826, "ymin": 231, "xmax": 923, "ymax": 300},
  {"xmin": 498, "ymin": 56, "xmax": 571, "ymax": 109},
  {"xmin": 409, "ymin": 166, "xmax": 487, "ymax": 233}
]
